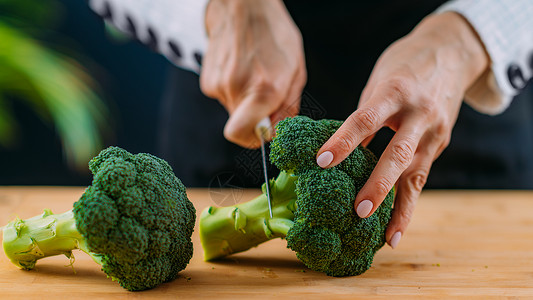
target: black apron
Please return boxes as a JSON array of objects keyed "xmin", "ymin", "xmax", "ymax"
[{"xmin": 156, "ymin": 0, "xmax": 533, "ymax": 189}]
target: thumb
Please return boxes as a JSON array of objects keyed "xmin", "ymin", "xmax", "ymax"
[{"xmin": 223, "ymin": 93, "xmax": 275, "ymax": 149}]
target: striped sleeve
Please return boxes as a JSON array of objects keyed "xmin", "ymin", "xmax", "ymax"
[
  {"xmin": 436, "ymin": 0, "xmax": 533, "ymax": 115},
  {"xmin": 88, "ymin": 0, "xmax": 209, "ymax": 74}
]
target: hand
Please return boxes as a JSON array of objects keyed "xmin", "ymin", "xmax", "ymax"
[
  {"xmin": 316, "ymin": 12, "xmax": 489, "ymax": 248},
  {"xmin": 200, "ymin": 0, "xmax": 306, "ymax": 148}
]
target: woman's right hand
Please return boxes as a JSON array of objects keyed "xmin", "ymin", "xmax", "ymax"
[{"xmin": 200, "ymin": 0, "xmax": 307, "ymax": 148}]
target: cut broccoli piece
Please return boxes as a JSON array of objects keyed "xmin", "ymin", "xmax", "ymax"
[{"xmin": 2, "ymin": 146, "xmax": 196, "ymax": 291}]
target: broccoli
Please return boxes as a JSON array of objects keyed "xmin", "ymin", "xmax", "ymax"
[
  {"xmin": 200, "ymin": 116, "xmax": 394, "ymax": 276},
  {"xmin": 2, "ymin": 146, "xmax": 196, "ymax": 291}
]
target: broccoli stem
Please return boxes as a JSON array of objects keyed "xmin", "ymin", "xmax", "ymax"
[
  {"xmin": 2, "ymin": 209, "xmax": 101, "ymax": 269},
  {"xmin": 199, "ymin": 171, "xmax": 297, "ymax": 261},
  {"xmin": 267, "ymin": 218, "xmax": 294, "ymax": 236}
]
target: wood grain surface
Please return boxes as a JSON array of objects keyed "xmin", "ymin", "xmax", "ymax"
[{"xmin": 1, "ymin": 187, "xmax": 533, "ymax": 299}]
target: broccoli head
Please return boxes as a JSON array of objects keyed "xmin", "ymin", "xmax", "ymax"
[
  {"xmin": 200, "ymin": 116, "xmax": 394, "ymax": 276},
  {"xmin": 2, "ymin": 146, "xmax": 196, "ymax": 291}
]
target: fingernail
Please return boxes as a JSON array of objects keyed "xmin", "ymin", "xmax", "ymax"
[
  {"xmin": 356, "ymin": 200, "xmax": 373, "ymax": 218},
  {"xmin": 390, "ymin": 231, "xmax": 402, "ymax": 249},
  {"xmin": 317, "ymin": 151, "xmax": 334, "ymax": 168}
]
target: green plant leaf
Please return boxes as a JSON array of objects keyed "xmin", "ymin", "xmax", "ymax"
[
  {"xmin": 0, "ymin": 0, "xmax": 62, "ymax": 28},
  {"xmin": 0, "ymin": 94, "xmax": 18, "ymax": 148},
  {"xmin": 0, "ymin": 21, "xmax": 111, "ymax": 170}
]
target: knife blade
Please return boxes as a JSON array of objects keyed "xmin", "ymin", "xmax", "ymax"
[{"xmin": 255, "ymin": 117, "xmax": 273, "ymax": 219}]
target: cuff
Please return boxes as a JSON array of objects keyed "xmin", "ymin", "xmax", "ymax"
[
  {"xmin": 436, "ymin": 0, "xmax": 533, "ymax": 115},
  {"xmin": 89, "ymin": 0, "xmax": 210, "ymax": 74}
]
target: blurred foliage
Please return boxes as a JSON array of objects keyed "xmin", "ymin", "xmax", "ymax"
[{"xmin": 0, "ymin": 0, "xmax": 111, "ymax": 170}]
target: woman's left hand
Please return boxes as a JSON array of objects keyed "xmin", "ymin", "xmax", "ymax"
[{"xmin": 316, "ymin": 12, "xmax": 489, "ymax": 248}]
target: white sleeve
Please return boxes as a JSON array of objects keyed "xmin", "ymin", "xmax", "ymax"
[
  {"xmin": 88, "ymin": 0, "xmax": 209, "ymax": 74},
  {"xmin": 436, "ymin": 0, "xmax": 533, "ymax": 115}
]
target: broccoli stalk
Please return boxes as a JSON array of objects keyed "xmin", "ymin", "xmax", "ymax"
[
  {"xmin": 2, "ymin": 209, "xmax": 104, "ymax": 269},
  {"xmin": 199, "ymin": 116, "xmax": 394, "ymax": 277},
  {"xmin": 2, "ymin": 146, "xmax": 196, "ymax": 291},
  {"xmin": 200, "ymin": 171, "xmax": 297, "ymax": 260}
]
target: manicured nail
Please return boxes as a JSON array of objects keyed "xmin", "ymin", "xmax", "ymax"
[
  {"xmin": 316, "ymin": 151, "xmax": 334, "ymax": 168},
  {"xmin": 390, "ymin": 231, "xmax": 402, "ymax": 249},
  {"xmin": 356, "ymin": 200, "xmax": 373, "ymax": 218}
]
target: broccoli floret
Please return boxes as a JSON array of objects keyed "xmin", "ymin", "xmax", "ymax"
[
  {"xmin": 2, "ymin": 146, "xmax": 196, "ymax": 291},
  {"xmin": 200, "ymin": 116, "xmax": 393, "ymax": 276}
]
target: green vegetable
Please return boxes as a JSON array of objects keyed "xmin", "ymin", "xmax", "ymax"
[
  {"xmin": 2, "ymin": 146, "xmax": 196, "ymax": 291},
  {"xmin": 200, "ymin": 116, "xmax": 394, "ymax": 276}
]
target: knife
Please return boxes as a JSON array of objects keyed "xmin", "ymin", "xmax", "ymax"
[{"xmin": 255, "ymin": 117, "xmax": 273, "ymax": 219}]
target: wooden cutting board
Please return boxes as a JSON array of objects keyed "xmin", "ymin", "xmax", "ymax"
[{"xmin": 1, "ymin": 187, "xmax": 533, "ymax": 299}]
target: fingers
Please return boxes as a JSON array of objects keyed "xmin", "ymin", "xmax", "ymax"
[
  {"xmin": 316, "ymin": 107, "xmax": 386, "ymax": 168},
  {"xmin": 223, "ymin": 65, "xmax": 305, "ymax": 148},
  {"xmin": 384, "ymin": 137, "xmax": 438, "ymax": 249},
  {"xmin": 223, "ymin": 90, "xmax": 277, "ymax": 148},
  {"xmin": 200, "ymin": 25, "xmax": 306, "ymax": 148},
  {"xmin": 354, "ymin": 86, "xmax": 376, "ymax": 148},
  {"xmin": 360, "ymin": 134, "xmax": 375, "ymax": 148},
  {"xmin": 269, "ymin": 100, "xmax": 300, "ymax": 129},
  {"xmin": 316, "ymin": 86, "xmax": 400, "ymax": 168},
  {"xmin": 212, "ymin": 82, "xmax": 301, "ymax": 148},
  {"xmin": 270, "ymin": 65, "xmax": 307, "ymax": 126},
  {"xmin": 354, "ymin": 119, "xmax": 424, "ymax": 218}
]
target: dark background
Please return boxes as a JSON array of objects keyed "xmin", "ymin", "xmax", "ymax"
[
  {"xmin": 0, "ymin": 0, "xmax": 531, "ymax": 189},
  {"xmin": 0, "ymin": 1, "xmax": 170, "ymax": 185}
]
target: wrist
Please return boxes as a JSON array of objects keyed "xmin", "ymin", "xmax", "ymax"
[
  {"xmin": 205, "ymin": 0, "xmax": 286, "ymax": 37},
  {"xmin": 204, "ymin": 0, "xmax": 231, "ymax": 37},
  {"xmin": 413, "ymin": 12, "xmax": 490, "ymax": 92}
]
